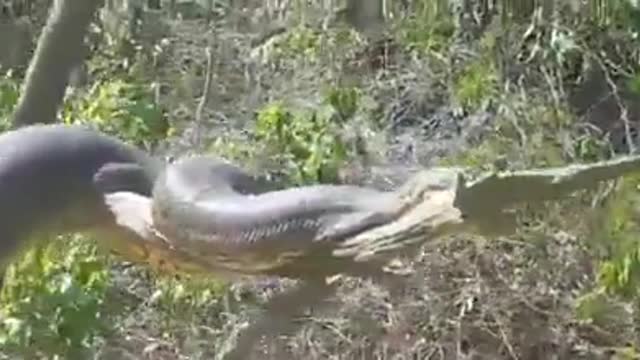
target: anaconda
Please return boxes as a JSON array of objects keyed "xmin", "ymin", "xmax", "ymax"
[{"xmin": 102, "ymin": 155, "xmax": 408, "ymax": 280}]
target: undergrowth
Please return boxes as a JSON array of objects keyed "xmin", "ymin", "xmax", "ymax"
[{"xmin": 0, "ymin": 235, "xmax": 112, "ymax": 358}]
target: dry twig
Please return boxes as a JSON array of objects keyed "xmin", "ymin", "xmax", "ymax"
[{"xmin": 193, "ymin": 44, "xmax": 216, "ymax": 148}]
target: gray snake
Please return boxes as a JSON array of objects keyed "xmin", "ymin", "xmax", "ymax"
[
  {"xmin": 0, "ymin": 124, "xmax": 164, "ymax": 288},
  {"xmin": 101, "ymin": 155, "xmax": 407, "ymax": 280}
]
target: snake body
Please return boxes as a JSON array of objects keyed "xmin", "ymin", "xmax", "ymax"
[
  {"xmin": 0, "ymin": 124, "xmax": 163, "ymax": 273},
  {"xmin": 103, "ymin": 155, "xmax": 406, "ymax": 279}
]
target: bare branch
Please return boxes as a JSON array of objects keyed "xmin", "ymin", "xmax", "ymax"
[
  {"xmin": 193, "ymin": 44, "xmax": 216, "ymax": 148},
  {"xmin": 337, "ymin": 154, "xmax": 640, "ymax": 261}
]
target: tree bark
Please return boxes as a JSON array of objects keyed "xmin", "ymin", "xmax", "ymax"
[{"xmin": 10, "ymin": 0, "xmax": 102, "ymax": 128}]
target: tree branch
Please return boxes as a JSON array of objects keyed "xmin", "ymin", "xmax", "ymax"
[{"xmin": 337, "ymin": 154, "xmax": 640, "ymax": 262}]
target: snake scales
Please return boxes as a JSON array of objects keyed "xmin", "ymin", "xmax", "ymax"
[{"xmin": 100, "ymin": 155, "xmax": 410, "ymax": 280}]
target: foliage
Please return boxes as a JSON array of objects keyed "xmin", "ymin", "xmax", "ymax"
[
  {"xmin": 151, "ymin": 275, "xmax": 230, "ymax": 328},
  {"xmin": 253, "ymin": 86, "xmax": 361, "ymax": 185},
  {"xmin": 453, "ymin": 58, "xmax": 499, "ymax": 112},
  {"xmin": 0, "ymin": 235, "xmax": 112, "ymax": 358},
  {"xmin": 0, "ymin": 72, "xmax": 20, "ymax": 130},
  {"xmin": 323, "ymin": 85, "xmax": 361, "ymax": 120},
  {"xmin": 276, "ymin": 26, "xmax": 321, "ymax": 60},
  {"xmin": 394, "ymin": 4, "xmax": 455, "ymax": 56},
  {"xmin": 62, "ymin": 78, "xmax": 169, "ymax": 147},
  {"xmin": 595, "ymin": 174, "xmax": 640, "ymax": 299},
  {"xmin": 154, "ymin": 276, "xmax": 228, "ymax": 311},
  {"xmin": 256, "ymin": 26, "xmax": 362, "ymax": 67}
]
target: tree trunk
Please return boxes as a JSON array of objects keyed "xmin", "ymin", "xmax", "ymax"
[{"xmin": 10, "ymin": 0, "xmax": 102, "ymax": 128}]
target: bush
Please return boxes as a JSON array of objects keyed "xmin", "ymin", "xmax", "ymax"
[
  {"xmin": 62, "ymin": 78, "xmax": 170, "ymax": 148},
  {"xmin": 253, "ymin": 87, "xmax": 362, "ymax": 185},
  {"xmin": 0, "ymin": 235, "xmax": 112, "ymax": 358}
]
